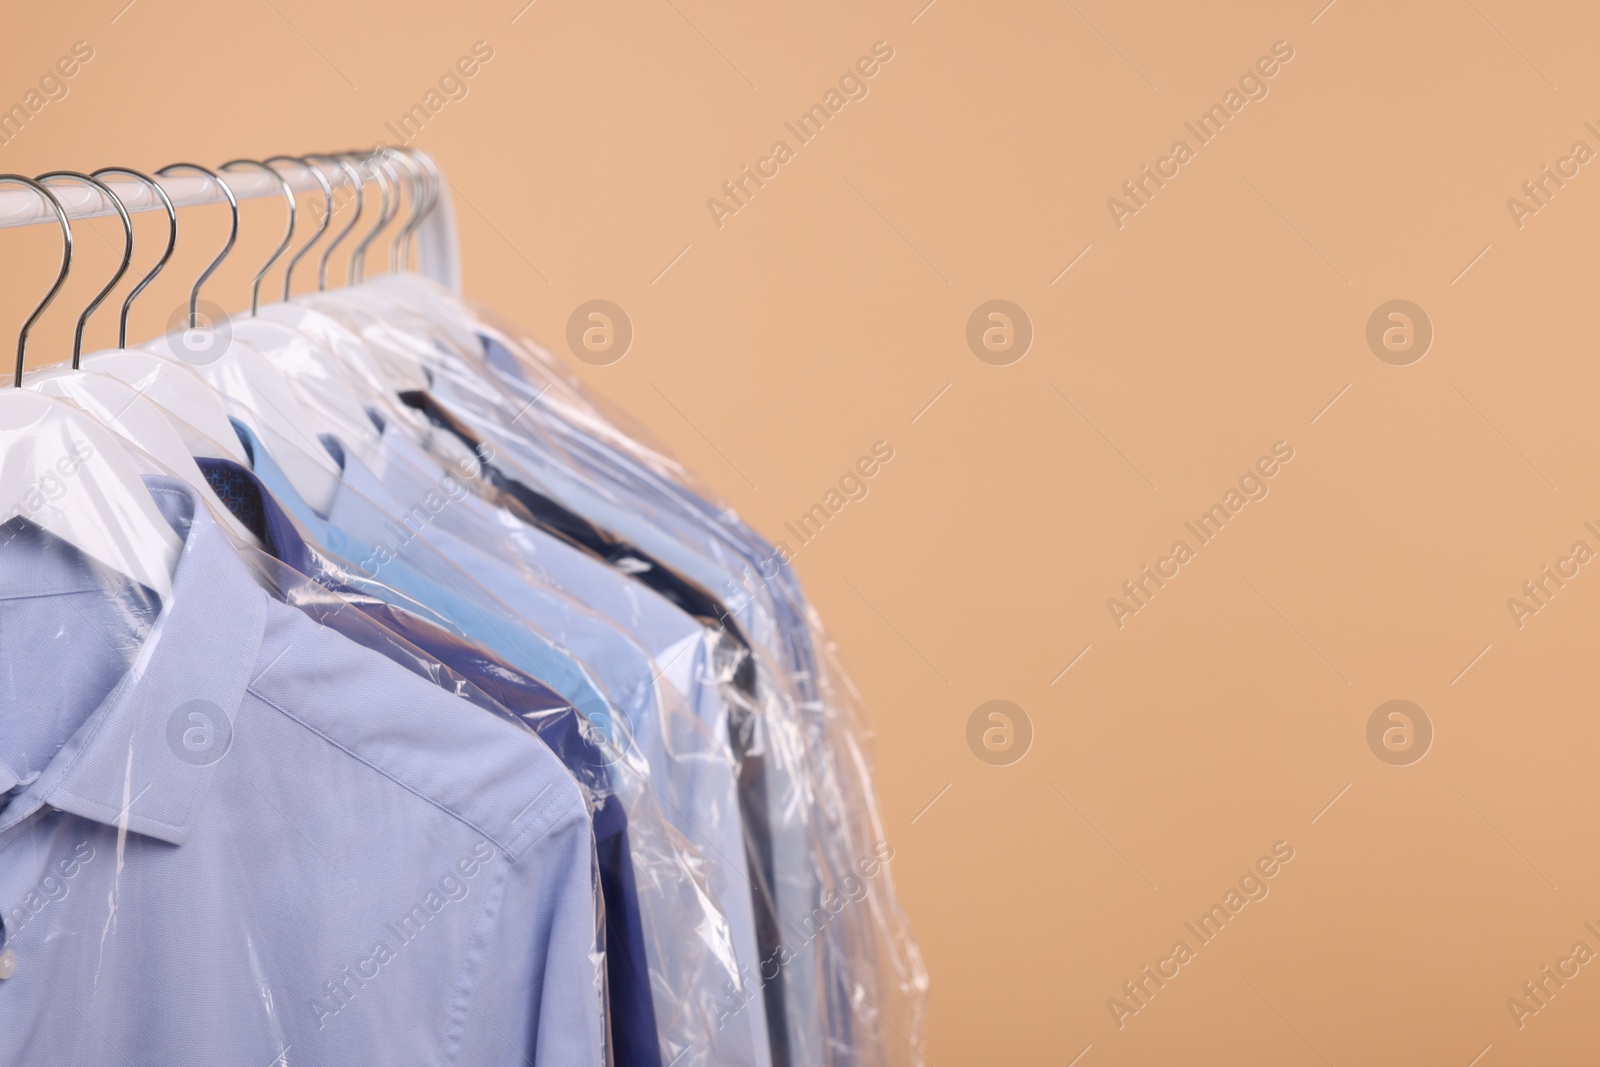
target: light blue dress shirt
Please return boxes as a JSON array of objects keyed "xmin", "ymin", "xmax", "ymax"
[
  {"xmin": 426, "ymin": 351, "xmax": 857, "ymax": 1065},
  {"xmin": 0, "ymin": 477, "xmax": 605, "ymax": 1066},
  {"xmin": 238, "ymin": 419, "xmax": 767, "ymax": 1067},
  {"xmin": 356, "ymin": 295, "xmax": 898, "ymax": 1064},
  {"xmin": 357, "ymin": 422, "xmax": 776, "ymax": 1067},
  {"xmin": 227, "ymin": 420, "xmax": 624, "ymax": 739}
]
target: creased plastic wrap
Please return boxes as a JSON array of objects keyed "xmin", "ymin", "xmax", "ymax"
[
  {"xmin": 0, "ymin": 448, "xmax": 607, "ymax": 1065},
  {"xmin": 226, "ymin": 295, "xmax": 761, "ymax": 1067},
  {"xmin": 3, "ymin": 379, "xmax": 749, "ymax": 1067},
  {"xmin": 2, "ymin": 266, "xmax": 926, "ymax": 1067},
  {"xmin": 228, "ymin": 503, "xmax": 751, "ymax": 1067},
  {"xmin": 355, "ymin": 274, "xmax": 932, "ymax": 1066}
]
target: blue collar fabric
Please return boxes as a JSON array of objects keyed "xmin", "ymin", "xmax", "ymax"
[{"xmin": 0, "ymin": 479, "xmax": 264, "ymax": 847}]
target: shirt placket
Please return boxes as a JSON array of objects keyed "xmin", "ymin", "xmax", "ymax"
[{"xmin": 0, "ymin": 808, "xmax": 61, "ymax": 986}]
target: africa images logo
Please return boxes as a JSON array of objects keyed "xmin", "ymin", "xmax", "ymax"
[{"xmin": 165, "ymin": 699, "xmax": 232, "ymax": 766}]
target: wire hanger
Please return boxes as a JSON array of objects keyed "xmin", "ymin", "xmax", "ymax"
[
  {"xmin": 220, "ymin": 159, "xmax": 296, "ymax": 316},
  {"xmin": 385, "ymin": 149, "xmax": 428, "ymax": 272},
  {"xmin": 254, "ymin": 156, "xmax": 427, "ymax": 396},
  {"xmin": 77, "ymin": 170, "xmax": 252, "ymax": 466},
  {"xmin": 0, "ymin": 173, "xmax": 182, "ymax": 598},
  {"xmin": 224, "ymin": 158, "xmax": 383, "ymax": 451},
  {"xmin": 345, "ymin": 151, "xmax": 397, "ymax": 286},
  {"xmin": 358, "ymin": 148, "xmax": 479, "ymax": 358},
  {"xmin": 91, "ymin": 167, "xmax": 177, "ymax": 349},
  {"xmin": 2, "ymin": 175, "xmax": 70, "ymax": 387},
  {"xmin": 35, "ymin": 171, "xmax": 134, "ymax": 369},
  {"xmin": 154, "ymin": 162, "xmax": 238, "ymax": 335},
  {"xmin": 265, "ymin": 155, "xmax": 335, "ymax": 301},
  {"xmin": 298, "ymin": 152, "xmax": 444, "ymax": 391},
  {"xmin": 26, "ymin": 174, "xmax": 267, "ymax": 550},
  {"xmin": 140, "ymin": 163, "xmax": 343, "ymax": 514},
  {"xmin": 306, "ymin": 154, "xmax": 364, "ymax": 292}
]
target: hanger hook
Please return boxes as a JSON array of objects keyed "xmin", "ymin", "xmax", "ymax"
[
  {"xmin": 383, "ymin": 149, "xmax": 427, "ymax": 272},
  {"xmin": 91, "ymin": 168, "xmax": 176, "ymax": 349},
  {"xmin": 344, "ymin": 151, "xmax": 396, "ymax": 286},
  {"xmin": 154, "ymin": 162, "xmax": 238, "ymax": 329},
  {"xmin": 0, "ymin": 176, "xmax": 72, "ymax": 388},
  {"xmin": 264, "ymin": 156, "xmax": 333, "ymax": 301},
  {"xmin": 35, "ymin": 172, "xmax": 134, "ymax": 369},
  {"xmin": 220, "ymin": 159, "xmax": 296, "ymax": 316},
  {"xmin": 399, "ymin": 149, "xmax": 442, "ymax": 273},
  {"xmin": 304, "ymin": 154, "xmax": 363, "ymax": 291}
]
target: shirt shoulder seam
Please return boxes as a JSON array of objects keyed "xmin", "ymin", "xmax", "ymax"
[{"xmin": 246, "ymin": 683, "xmax": 584, "ymax": 860}]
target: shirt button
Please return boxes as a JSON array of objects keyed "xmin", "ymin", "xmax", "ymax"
[{"xmin": 0, "ymin": 948, "xmax": 15, "ymax": 980}]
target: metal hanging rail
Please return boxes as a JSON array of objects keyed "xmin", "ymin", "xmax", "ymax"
[{"xmin": 0, "ymin": 150, "xmax": 461, "ymax": 293}]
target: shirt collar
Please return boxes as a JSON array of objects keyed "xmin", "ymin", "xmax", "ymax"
[
  {"xmin": 12, "ymin": 476, "xmax": 266, "ymax": 846},
  {"xmin": 194, "ymin": 453, "xmax": 467, "ymax": 645},
  {"xmin": 229, "ymin": 417, "xmax": 337, "ymax": 542},
  {"xmin": 321, "ymin": 437, "xmax": 411, "ymax": 539}
]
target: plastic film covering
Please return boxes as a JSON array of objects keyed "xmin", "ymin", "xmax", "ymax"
[
  {"xmin": 4, "ymin": 267, "xmax": 926, "ymax": 1064},
  {"xmin": 361, "ymin": 275, "xmax": 931, "ymax": 1066},
  {"xmin": 225, "ymin": 292, "xmax": 764, "ymax": 1066},
  {"xmin": 0, "ymin": 420, "xmax": 606, "ymax": 1065},
  {"xmin": 233, "ymin": 521, "xmax": 751, "ymax": 1067},
  {"xmin": 2, "ymin": 380, "xmax": 747, "ymax": 1066},
  {"xmin": 224, "ymin": 442, "xmax": 753, "ymax": 1067}
]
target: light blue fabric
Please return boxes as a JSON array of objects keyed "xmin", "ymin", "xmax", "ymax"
[
  {"xmin": 425, "ymin": 358, "xmax": 844, "ymax": 1065},
  {"xmin": 0, "ymin": 477, "xmax": 604, "ymax": 1067},
  {"xmin": 358, "ymin": 423, "xmax": 775, "ymax": 1067},
  {"xmin": 310, "ymin": 292, "xmax": 880, "ymax": 1063},
  {"xmin": 245, "ymin": 419, "xmax": 771, "ymax": 1067},
  {"xmin": 231, "ymin": 420, "xmax": 621, "ymax": 736}
]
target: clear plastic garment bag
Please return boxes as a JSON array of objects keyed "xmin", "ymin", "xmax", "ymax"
[{"xmin": 0, "ymin": 148, "xmax": 926, "ymax": 1067}]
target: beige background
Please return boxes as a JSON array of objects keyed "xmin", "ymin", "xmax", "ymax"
[{"xmin": 4, "ymin": 1, "xmax": 1600, "ymax": 1063}]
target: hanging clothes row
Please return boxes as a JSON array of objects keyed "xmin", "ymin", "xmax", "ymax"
[{"xmin": 0, "ymin": 148, "xmax": 926, "ymax": 1067}]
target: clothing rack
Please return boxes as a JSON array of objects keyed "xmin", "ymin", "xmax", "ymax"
[
  {"xmin": 0, "ymin": 141, "xmax": 926, "ymax": 1067},
  {"xmin": 0, "ymin": 150, "xmax": 461, "ymax": 294}
]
